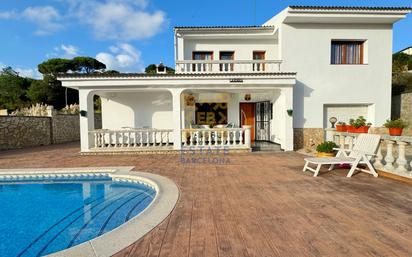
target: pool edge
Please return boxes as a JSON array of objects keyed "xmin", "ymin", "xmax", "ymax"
[{"xmin": 0, "ymin": 167, "xmax": 179, "ymax": 257}]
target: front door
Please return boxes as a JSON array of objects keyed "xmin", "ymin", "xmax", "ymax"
[
  {"xmin": 255, "ymin": 102, "xmax": 271, "ymax": 141},
  {"xmin": 239, "ymin": 103, "xmax": 255, "ymax": 141}
]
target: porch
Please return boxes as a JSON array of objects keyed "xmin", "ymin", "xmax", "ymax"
[{"xmin": 59, "ymin": 72, "xmax": 296, "ymax": 154}]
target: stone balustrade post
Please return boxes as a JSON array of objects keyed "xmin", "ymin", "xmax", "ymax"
[
  {"xmin": 384, "ymin": 140, "xmax": 395, "ymax": 170},
  {"xmin": 373, "ymin": 143, "xmax": 384, "ymax": 169},
  {"xmin": 395, "ymin": 141, "xmax": 409, "ymax": 173},
  {"xmin": 242, "ymin": 125, "xmax": 251, "ymax": 148},
  {"xmin": 339, "ymin": 134, "xmax": 345, "ymax": 149}
]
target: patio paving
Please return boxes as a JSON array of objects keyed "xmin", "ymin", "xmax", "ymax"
[{"xmin": 1, "ymin": 142, "xmax": 411, "ymax": 257}]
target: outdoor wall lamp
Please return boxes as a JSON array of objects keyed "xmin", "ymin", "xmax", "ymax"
[
  {"xmin": 329, "ymin": 116, "xmax": 338, "ymax": 128},
  {"xmin": 80, "ymin": 110, "xmax": 87, "ymax": 117},
  {"xmin": 287, "ymin": 109, "xmax": 293, "ymax": 116}
]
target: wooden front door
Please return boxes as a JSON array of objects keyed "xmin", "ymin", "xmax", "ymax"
[{"xmin": 239, "ymin": 103, "xmax": 255, "ymax": 141}]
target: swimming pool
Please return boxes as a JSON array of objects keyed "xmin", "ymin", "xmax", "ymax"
[{"xmin": 0, "ymin": 170, "xmax": 164, "ymax": 257}]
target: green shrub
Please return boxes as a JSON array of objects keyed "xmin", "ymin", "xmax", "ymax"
[
  {"xmin": 383, "ymin": 119, "xmax": 408, "ymax": 128},
  {"xmin": 349, "ymin": 116, "xmax": 371, "ymax": 128},
  {"xmin": 316, "ymin": 141, "xmax": 338, "ymax": 153}
]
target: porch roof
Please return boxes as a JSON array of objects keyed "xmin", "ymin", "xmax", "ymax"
[
  {"xmin": 58, "ymin": 72, "xmax": 296, "ymax": 79},
  {"xmin": 58, "ymin": 72, "xmax": 297, "ymax": 90}
]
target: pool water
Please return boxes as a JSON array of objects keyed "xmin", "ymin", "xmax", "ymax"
[{"xmin": 0, "ymin": 179, "xmax": 156, "ymax": 257}]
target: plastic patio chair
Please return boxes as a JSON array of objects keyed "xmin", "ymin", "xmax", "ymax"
[{"xmin": 302, "ymin": 134, "xmax": 381, "ymax": 177}]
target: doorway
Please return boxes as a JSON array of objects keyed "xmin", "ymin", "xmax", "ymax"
[
  {"xmin": 255, "ymin": 102, "xmax": 271, "ymax": 141},
  {"xmin": 239, "ymin": 103, "xmax": 255, "ymax": 141}
]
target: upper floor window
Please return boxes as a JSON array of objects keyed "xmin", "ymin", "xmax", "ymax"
[
  {"xmin": 253, "ymin": 51, "xmax": 266, "ymax": 71},
  {"xmin": 219, "ymin": 51, "xmax": 234, "ymax": 71},
  {"xmin": 331, "ymin": 41, "xmax": 364, "ymax": 65},
  {"xmin": 192, "ymin": 51, "xmax": 213, "ymax": 72},
  {"xmin": 193, "ymin": 51, "xmax": 213, "ymax": 61}
]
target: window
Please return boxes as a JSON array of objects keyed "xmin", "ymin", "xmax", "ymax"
[
  {"xmin": 253, "ymin": 51, "xmax": 265, "ymax": 71},
  {"xmin": 192, "ymin": 51, "xmax": 213, "ymax": 72},
  {"xmin": 219, "ymin": 51, "xmax": 234, "ymax": 71},
  {"xmin": 193, "ymin": 51, "xmax": 213, "ymax": 60},
  {"xmin": 331, "ymin": 41, "xmax": 364, "ymax": 64}
]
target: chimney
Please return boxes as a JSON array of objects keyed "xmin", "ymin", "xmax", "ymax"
[{"xmin": 156, "ymin": 62, "xmax": 167, "ymax": 74}]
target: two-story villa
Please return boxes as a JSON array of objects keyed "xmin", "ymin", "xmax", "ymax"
[{"xmin": 58, "ymin": 6, "xmax": 411, "ymax": 153}]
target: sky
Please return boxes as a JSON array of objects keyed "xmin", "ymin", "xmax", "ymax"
[{"xmin": 0, "ymin": 0, "xmax": 411, "ymax": 79}]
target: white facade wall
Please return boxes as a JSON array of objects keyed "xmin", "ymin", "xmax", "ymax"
[
  {"xmin": 278, "ymin": 23, "xmax": 393, "ymax": 128},
  {"xmin": 100, "ymin": 92, "xmax": 173, "ymax": 130},
  {"xmin": 181, "ymin": 38, "xmax": 279, "ymax": 61}
]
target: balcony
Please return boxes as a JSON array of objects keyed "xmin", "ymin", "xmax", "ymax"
[{"xmin": 175, "ymin": 60, "xmax": 282, "ymax": 74}]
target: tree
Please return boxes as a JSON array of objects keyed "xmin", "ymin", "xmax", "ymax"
[
  {"xmin": 72, "ymin": 57, "xmax": 106, "ymax": 73},
  {"xmin": 102, "ymin": 70, "xmax": 120, "ymax": 74},
  {"xmin": 392, "ymin": 52, "xmax": 410, "ymax": 73},
  {"xmin": 392, "ymin": 52, "xmax": 412, "ymax": 95},
  {"xmin": 26, "ymin": 80, "xmax": 50, "ymax": 104},
  {"xmin": 0, "ymin": 67, "xmax": 31, "ymax": 110},
  {"xmin": 35, "ymin": 57, "xmax": 106, "ymax": 108},
  {"xmin": 145, "ymin": 64, "xmax": 175, "ymax": 74},
  {"xmin": 38, "ymin": 58, "xmax": 73, "ymax": 76}
]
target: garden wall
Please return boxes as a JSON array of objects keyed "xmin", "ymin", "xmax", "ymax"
[
  {"xmin": 392, "ymin": 91, "xmax": 412, "ymax": 125},
  {"xmin": 0, "ymin": 114, "xmax": 80, "ymax": 150},
  {"xmin": 0, "ymin": 116, "xmax": 52, "ymax": 150}
]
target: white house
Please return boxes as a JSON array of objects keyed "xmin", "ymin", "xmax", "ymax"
[
  {"xmin": 59, "ymin": 6, "xmax": 411, "ymax": 153},
  {"xmin": 400, "ymin": 46, "xmax": 412, "ymax": 55}
]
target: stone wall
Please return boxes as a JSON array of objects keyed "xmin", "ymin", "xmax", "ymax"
[
  {"xmin": 0, "ymin": 116, "xmax": 52, "ymax": 150},
  {"xmin": 400, "ymin": 92, "xmax": 412, "ymax": 127},
  {"xmin": 0, "ymin": 114, "xmax": 81, "ymax": 150},
  {"xmin": 52, "ymin": 115, "xmax": 80, "ymax": 144},
  {"xmin": 293, "ymin": 128, "xmax": 324, "ymax": 151},
  {"xmin": 392, "ymin": 91, "xmax": 412, "ymax": 127}
]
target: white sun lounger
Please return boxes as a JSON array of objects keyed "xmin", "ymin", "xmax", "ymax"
[{"xmin": 303, "ymin": 134, "xmax": 381, "ymax": 177}]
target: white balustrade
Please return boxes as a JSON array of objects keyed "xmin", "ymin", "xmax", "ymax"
[
  {"xmin": 175, "ymin": 60, "xmax": 282, "ymax": 74},
  {"xmin": 326, "ymin": 130, "xmax": 412, "ymax": 179},
  {"xmin": 181, "ymin": 126, "xmax": 251, "ymax": 149},
  {"xmin": 90, "ymin": 129, "xmax": 173, "ymax": 150}
]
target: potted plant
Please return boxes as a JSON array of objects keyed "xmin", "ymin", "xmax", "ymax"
[
  {"xmin": 347, "ymin": 116, "xmax": 371, "ymax": 133},
  {"xmin": 336, "ymin": 121, "xmax": 347, "ymax": 132},
  {"xmin": 316, "ymin": 141, "xmax": 338, "ymax": 157},
  {"xmin": 383, "ymin": 119, "xmax": 408, "ymax": 136}
]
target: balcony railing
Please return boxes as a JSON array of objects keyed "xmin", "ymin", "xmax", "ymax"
[
  {"xmin": 89, "ymin": 127, "xmax": 252, "ymax": 152},
  {"xmin": 90, "ymin": 128, "xmax": 173, "ymax": 150},
  {"xmin": 175, "ymin": 60, "xmax": 282, "ymax": 74},
  {"xmin": 181, "ymin": 126, "xmax": 251, "ymax": 149},
  {"xmin": 325, "ymin": 130, "xmax": 412, "ymax": 179}
]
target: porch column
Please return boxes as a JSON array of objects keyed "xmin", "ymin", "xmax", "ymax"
[
  {"xmin": 170, "ymin": 88, "xmax": 184, "ymax": 150},
  {"xmin": 79, "ymin": 89, "xmax": 95, "ymax": 152},
  {"xmin": 282, "ymin": 87, "xmax": 294, "ymax": 151}
]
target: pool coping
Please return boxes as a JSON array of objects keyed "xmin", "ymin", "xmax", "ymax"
[{"xmin": 0, "ymin": 167, "xmax": 179, "ymax": 257}]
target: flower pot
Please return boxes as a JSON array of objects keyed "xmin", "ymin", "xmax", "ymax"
[
  {"xmin": 351, "ymin": 126, "xmax": 370, "ymax": 133},
  {"xmin": 336, "ymin": 125, "xmax": 347, "ymax": 132},
  {"xmin": 346, "ymin": 125, "xmax": 355, "ymax": 133},
  {"xmin": 317, "ymin": 152, "xmax": 335, "ymax": 157},
  {"xmin": 388, "ymin": 127, "xmax": 403, "ymax": 136}
]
